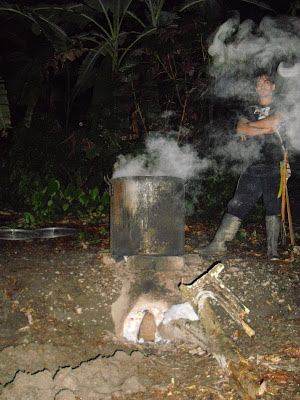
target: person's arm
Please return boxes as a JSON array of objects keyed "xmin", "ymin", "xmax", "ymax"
[
  {"xmin": 248, "ymin": 113, "xmax": 285, "ymax": 133},
  {"xmin": 236, "ymin": 118, "xmax": 272, "ymax": 137}
]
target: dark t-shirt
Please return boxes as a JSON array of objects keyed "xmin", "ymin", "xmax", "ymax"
[{"xmin": 241, "ymin": 103, "xmax": 285, "ymax": 170}]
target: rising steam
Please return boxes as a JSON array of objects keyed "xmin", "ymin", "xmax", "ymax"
[
  {"xmin": 113, "ymin": 14, "xmax": 299, "ymax": 184},
  {"xmin": 112, "ymin": 134, "xmax": 210, "ymax": 181},
  {"xmin": 208, "ymin": 14, "xmax": 300, "ymax": 151}
]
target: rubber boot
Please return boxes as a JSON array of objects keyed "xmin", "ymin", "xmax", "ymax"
[
  {"xmin": 195, "ymin": 213, "xmax": 242, "ymax": 255},
  {"xmin": 266, "ymin": 215, "xmax": 281, "ymax": 261}
]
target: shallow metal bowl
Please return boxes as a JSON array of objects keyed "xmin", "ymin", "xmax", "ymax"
[
  {"xmin": 36, "ymin": 227, "xmax": 78, "ymax": 238},
  {"xmin": 0, "ymin": 229, "xmax": 39, "ymax": 240}
]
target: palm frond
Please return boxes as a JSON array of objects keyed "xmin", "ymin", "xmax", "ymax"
[
  {"xmin": 34, "ymin": 13, "xmax": 70, "ymax": 53},
  {"xmin": 74, "ymin": 48, "xmax": 102, "ymax": 92},
  {"xmin": 179, "ymin": 0, "xmax": 206, "ymax": 12}
]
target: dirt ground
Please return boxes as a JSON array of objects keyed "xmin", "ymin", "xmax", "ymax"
[{"xmin": 0, "ymin": 215, "xmax": 299, "ymax": 400}]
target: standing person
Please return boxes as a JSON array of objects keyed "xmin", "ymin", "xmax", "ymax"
[{"xmin": 196, "ymin": 73, "xmax": 286, "ymax": 260}]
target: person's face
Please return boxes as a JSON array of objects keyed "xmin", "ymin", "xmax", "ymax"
[{"xmin": 256, "ymin": 75, "xmax": 275, "ymax": 97}]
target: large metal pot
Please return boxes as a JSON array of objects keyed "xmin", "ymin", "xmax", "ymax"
[{"xmin": 110, "ymin": 176, "xmax": 185, "ymax": 256}]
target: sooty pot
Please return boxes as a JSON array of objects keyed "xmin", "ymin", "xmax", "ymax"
[{"xmin": 110, "ymin": 176, "xmax": 185, "ymax": 256}]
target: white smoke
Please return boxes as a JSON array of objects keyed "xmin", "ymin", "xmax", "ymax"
[
  {"xmin": 208, "ymin": 14, "xmax": 300, "ymax": 151},
  {"xmin": 112, "ymin": 134, "xmax": 210, "ymax": 181},
  {"xmin": 277, "ymin": 61, "xmax": 300, "ymax": 150},
  {"xmin": 215, "ymin": 134, "xmax": 264, "ymax": 174},
  {"xmin": 209, "ymin": 14, "xmax": 300, "ymax": 84}
]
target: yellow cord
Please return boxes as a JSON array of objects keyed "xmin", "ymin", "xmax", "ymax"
[{"xmin": 278, "ymin": 161, "xmax": 283, "ymax": 198}]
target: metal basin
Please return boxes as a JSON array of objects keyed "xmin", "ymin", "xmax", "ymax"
[
  {"xmin": 0, "ymin": 229, "xmax": 39, "ymax": 240},
  {"xmin": 36, "ymin": 227, "xmax": 78, "ymax": 238},
  {"xmin": 0, "ymin": 227, "xmax": 78, "ymax": 240}
]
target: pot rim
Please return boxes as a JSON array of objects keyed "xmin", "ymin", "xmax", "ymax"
[{"xmin": 111, "ymin": 175, "xmax": 184, "ymax": 182}]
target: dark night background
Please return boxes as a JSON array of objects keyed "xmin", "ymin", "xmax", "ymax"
[{"xmin": 0, "ymin": 0, "xmax": 299, "ymax": 227}]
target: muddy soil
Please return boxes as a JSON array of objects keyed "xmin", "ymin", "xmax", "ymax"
[{"xmin": 0, "ymin": 219, "xmax": 299, "ymax": 400}]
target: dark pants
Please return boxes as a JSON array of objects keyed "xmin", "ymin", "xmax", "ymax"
[{"xmin": 227, "ymin": 164, "xmax": 281, "ymax": 220}]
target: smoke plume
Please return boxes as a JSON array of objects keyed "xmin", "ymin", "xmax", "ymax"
[
  {"xmin": 112, "ymin": 134, "xmax": 210, "ymax": 181},
  {"xmin": 208, "ymin": 14, "xmax": 300, "ymax": 151}
]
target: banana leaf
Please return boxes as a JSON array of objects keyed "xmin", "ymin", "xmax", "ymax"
[
  {"xmin": 32, "ymin": 12, "xmax": 70, "ymax": 53},
  {"xmin": 0, "ymin": 5, "xmax": 70, "ymax": 53},
  {"xmin": 74, "ymin": 47, "xmax": 104, "ymax": 91},
  {"xmin": 84, "ymin": 0, "xmax": 133, "ymax": 15}
]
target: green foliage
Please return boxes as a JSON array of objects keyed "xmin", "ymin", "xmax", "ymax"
[
  {"xmin": 23, "ymin": 178, "xmax": 109, "ymax": 226},
  {"xmin": 0, "ymin": 0, "xmax": 210, "ymax": 135},
  {"xmin": 194, "ymin": 172, "xmax": 237, "ymax": 220},
  {"xmin": 7, "ymin": 166, "xmax": 45, "ymax": 209},
  {"xmin": 193, "ymin": 167, "xmax": 266, "ymax": 224},
  {"xmin": 0, "ymin": 0, "xmax": 291, "ymax": 225},
  {"xmin": 0, "ymin": 76, "xmax": 11, "ymax": 132},
  {"xmin": 23, "ymin": 212, "xmax": 36, "ymax": 226},
  {"xmin": 236, "ymin": 230, "xmax": 247, "ymax": 240}
]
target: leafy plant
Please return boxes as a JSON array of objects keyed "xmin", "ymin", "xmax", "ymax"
[
  {"xmin": 236, "ymin": 230, "xmax": 248, "ymax": 240},
  {"xmin": 23, "ymin": 178, "xmax": 109, "ymax": 225},
  {"xmin": 0, "ymin": 0, "xmax": 290, "ymax": 225}
]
